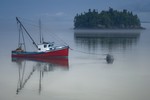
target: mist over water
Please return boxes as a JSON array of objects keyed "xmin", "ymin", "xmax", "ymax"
[
  {"xmin": 1, "ymin": 0, "xmax": 150, "ymax": 99},
  {"xmin": 0, "ymin": 19, "xmax": 150, "ymax": 100}
]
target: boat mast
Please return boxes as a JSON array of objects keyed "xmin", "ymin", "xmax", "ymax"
[
  {"xmin": 16, "ymin": 17, "xmax": 38, "ymax": 49},
  {"xmin": 39, "ymin": 19, "xmax": 44, "ymax": 43},
  {"xmin": 39, "ymin": 19, "xmax": 42, "ymax": 44}
]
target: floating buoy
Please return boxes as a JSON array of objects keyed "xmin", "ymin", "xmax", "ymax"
[{"xmin": 106, "ymin": 54, "xmax": 114, "ymax": 64}]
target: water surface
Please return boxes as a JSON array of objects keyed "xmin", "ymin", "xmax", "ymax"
[{"xmin": 0, "ymin": 23, "xmax": 150, "ymax": 100}]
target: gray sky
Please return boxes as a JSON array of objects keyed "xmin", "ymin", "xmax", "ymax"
[
  {"xmin": 1, "ymin": 0, "xmax": 150, "ymax": 17},
  {"xmin": 0, "ymin": 0, "xmax": 150, "ymax": 31}
]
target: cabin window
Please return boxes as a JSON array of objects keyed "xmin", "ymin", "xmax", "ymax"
[
  {"xmin": 48, "ymin": 45, "xmax": 51, "ymax": 47},
  {"xmin": 44, "ymin": 45, "xmax": 47, "ymax": 48},
  {"xmin": 49, "ymin": 47, "xmax": 55, "ymax": 50},
  {"xmin": 38, "ymin": 48, "xmax": 41, "ymax": 50}
]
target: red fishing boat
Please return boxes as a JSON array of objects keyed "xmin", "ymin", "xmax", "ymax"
[{"xmin": 12, "ymin": 17, "xmax": 69, "ymax": 58}]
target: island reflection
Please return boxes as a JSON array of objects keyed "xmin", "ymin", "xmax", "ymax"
[
  {"xmin": 74, "ymin": 29, "xmax": 141, "ymax": 51},
  {"xmin": 12, "ymin": 57, "xmax": 69, "ymax": 94}
]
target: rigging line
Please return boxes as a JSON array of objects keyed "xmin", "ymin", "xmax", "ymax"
[
  {"xmin": 16, "ymin": 17, "xmax": 38, "ymax": 49},
  {"xmin": 17, "ymin": 18, "xmax": 39, "ymax": 45},
  {"xmin": 25, "ymin": 33, "xmax": 37, "ymax": 51},
  {"xmin": 21, "ymin": 20, "xmax": 67, "ymax": 45},
  {"xmin": 20, "ymin": 26, "xmax": 26, "ymax": 51},
  {"xmin": 17, "ymin": 66, "xmax": 36, "ymax": 93},
  {"xmin": 37, "ymin": 24, "xmax": 68, "ymax": 45},
  {"xmin": 18, "ymin": 17, "xmax": 39, "ymax": 29},
  {"xmin": 20, "ymin": 61, "xmax": 26, "ymax": 88},
  {"xmin": 18, "ymin": 17, "xmax": 38, "ymax": 25},
  {"xmin": 47, "ymin": 32, "xmax": 69, "ymax": 46},
  {"xmin": 18, "ymin": 17, "xmax": 68, "ymax": 46},
  {"xmin": 23, "ymin": 22, "xmax": 39, "ymax": 28},
  {"xmin": 17, "ymin": 63, "xmax": 21, "ymax": 90},
  {"xmin": 18, "ymin": 24, "xmax": 21, "ymax": 47},
  {"xmin": 16, "ymin": 61, "xmax": 26, "ymax": 94}
]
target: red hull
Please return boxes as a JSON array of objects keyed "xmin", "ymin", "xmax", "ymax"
[{"xmin": 12, "ymin": 47, "xmax": 69, "ymax": 58}]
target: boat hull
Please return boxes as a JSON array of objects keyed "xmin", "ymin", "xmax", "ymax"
[{"xmin": 12, "ymin": 46, "xmax": 69, "ymax": 58}]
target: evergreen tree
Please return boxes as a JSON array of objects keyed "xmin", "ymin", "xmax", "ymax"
[{"xmin": 74, "ymin": 8, "xmax": 142, "ymax": 29}]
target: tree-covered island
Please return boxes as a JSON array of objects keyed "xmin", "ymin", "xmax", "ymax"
[{"xmin": 74, "ymin": 8, "xmax": 144, "ymax": 29}]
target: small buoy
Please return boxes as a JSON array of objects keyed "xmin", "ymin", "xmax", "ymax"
[{"xmin": 106, "ymin": 54, "xmax": 114, "ymax": 64}]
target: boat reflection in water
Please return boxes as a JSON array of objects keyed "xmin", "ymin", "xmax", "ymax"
[
  {"xmin": 74, "ymin": 29, "xmax": 141, "ymax": 51},
  {"xmin": 12, "ymin": 57, "xmax": 69, "ymax": 94}
]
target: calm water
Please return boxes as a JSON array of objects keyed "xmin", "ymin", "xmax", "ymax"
[{"xmin": 0, "ymin": 23, "xmax": 150, "ymax": 100}]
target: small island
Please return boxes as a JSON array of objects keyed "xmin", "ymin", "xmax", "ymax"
[{"xmin": 74, "ymin": 8, "xmax": 144, "ymax": 29}]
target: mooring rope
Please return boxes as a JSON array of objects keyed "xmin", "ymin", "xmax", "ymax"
[
  {"xmin": 69, "ymin": 47, "xmax": 114, "ymax": 64},
  {"xmin": 69, "ymin": 47, "xmax": 107, "ymax": 55}
]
